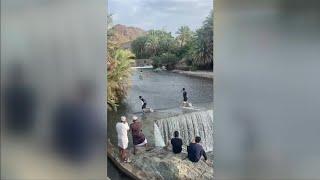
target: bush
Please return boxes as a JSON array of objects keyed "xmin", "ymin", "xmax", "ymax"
[
  {"xmin": 107, "ymin": 49, "xmax": 134, "ymax": 110},
  {"xmin": 152, "ymin": 53, "xmax": 179, "ymax": 70}
]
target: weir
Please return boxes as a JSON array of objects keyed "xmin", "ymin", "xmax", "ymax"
[{"xmin": 155, "ymin": 110, "xmax": 214, "ymax": 152}]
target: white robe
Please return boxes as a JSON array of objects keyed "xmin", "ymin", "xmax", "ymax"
[{"xmin": 116, "ymin": 122, "xmax": 130, "ymax": 149}]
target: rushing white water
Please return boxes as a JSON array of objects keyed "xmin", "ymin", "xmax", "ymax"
[
  {"xmin": 155, "ymin": 110, "xmax": 214, "ymax": 151},
  {"xmin": 154, "ymin": 123, "xmax": 166, "ymax": 147}
]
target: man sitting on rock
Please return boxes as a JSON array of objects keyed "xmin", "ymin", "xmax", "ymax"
[
  {"xmin": 187, "ymin": 136, "xmax": 207, "ymax": 162},
  {"xmin": 170, "ymin": 131, "xmax": 183, "ymax": 154},
  {"xmin": 130, "ymin": 116, "xmax": 148, "ymax": 154}
]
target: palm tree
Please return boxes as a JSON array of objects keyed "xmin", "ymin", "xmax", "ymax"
[
  {"xmin": 107, "ymin": 14, "xmax": 135, "ymax": 110},
  {"xmin": 145, "ymin": 33, "xmax": 159, "ymax": 57},
  {"xmin": 176, "ymin": 26, "xmax": 193, "ymax": 47},
  {"xmin": 107, "ymin": 49, "xmax": 135, "ymax": 110},
  {"xmin": 192, "ymin": 10, "xmax": 213, "ymax": 69}
]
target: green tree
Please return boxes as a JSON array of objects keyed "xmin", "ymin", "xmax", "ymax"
[
  {"xmin": 174, "ymin": 26, "xmax": 195, "ymax": 60},
  {"xmin": 107, "ymin": 49, "xmax": 134, "ymax": 110},
  {"xmin": 145, "ymin": 32, "xmax": 160, "ymax": 57},
  {"xmin": 192, "ymin": 10, "xmax": 213, "ymax": 69},
  {"xmin": 176, "ymin": 26, "xmax": 193, "ymax": 47},
  {"xmin": 107, "ymin": 14, "xmax": 135, "ymax": 110},
  {"xmin": 131, "ymin": 29, "xmax": 176, "ymax": 59},
  {"xmin": 152, "ymin": 52, "xmax": 179, "ymax": 70},
  {"xmin": 131, "ymin": 36, "xmax": 149, "ymax": 58}
]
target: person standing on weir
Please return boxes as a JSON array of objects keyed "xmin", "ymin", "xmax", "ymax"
[{"xmin": 182, "ymin": 88, "xmax": 189, "ymax": 107}]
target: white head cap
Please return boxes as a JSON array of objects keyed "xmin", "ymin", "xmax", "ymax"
[
  {"xmin": 132, "ymin": 116, "xmax": 138, "ymax": 121},
  {"xmin": 121, "ymin": 116, "xmax": 126, "ymax": 122}
]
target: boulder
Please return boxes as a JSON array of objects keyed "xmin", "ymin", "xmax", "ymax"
[
  {"xmin": 131, "ymin": 148, "xmax": 214, "ymax": 180},
  {"xmin": 108, "ymin": 142, "xmax": 214, "ymax": 180}
]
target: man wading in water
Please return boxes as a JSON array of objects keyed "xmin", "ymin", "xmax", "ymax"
[
  {"xmin": 182, "ymin": 88, "xmax": 191, "ymax": 107},
  {"xmin": 139, "ymin": 70, "xmax": 143, "ymax": 80},
  {"xmin": 139, "ymin": 96, "xmax": 147, "ymax": 114}
]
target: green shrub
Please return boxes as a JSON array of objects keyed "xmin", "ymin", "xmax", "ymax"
[{"xmin": 152, "ymin": 53, "xmax": 179, "ymax": 70}]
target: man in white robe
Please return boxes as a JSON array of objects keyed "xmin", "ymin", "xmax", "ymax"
[{"xmin": 116, "ymin": 116, "xmax": 130, "ymax": 162}]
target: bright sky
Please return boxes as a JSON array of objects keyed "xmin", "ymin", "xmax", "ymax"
[{"xmin": 108, "ymin": 0, "xmax": 213, "ymax": 34}]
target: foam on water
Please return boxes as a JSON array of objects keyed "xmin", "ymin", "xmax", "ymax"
[
  {"xmin": 154, "ymin": 123, "xmax": 166, "ymax": 147},
  {"xmin": 155, "ymin": 110, "xmax": 214, "ymax": 151}
]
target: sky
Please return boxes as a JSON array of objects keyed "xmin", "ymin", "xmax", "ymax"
[{"xmin": 108, "ymin": 0, "xmax": 213, "ymax": 34}]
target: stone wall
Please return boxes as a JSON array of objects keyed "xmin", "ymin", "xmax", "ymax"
[{"xmin": 134, "ymin": 59, "xmax": 153, "ymax": 67}]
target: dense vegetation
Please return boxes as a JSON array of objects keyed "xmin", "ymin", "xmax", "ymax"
[
  {"xmin": 107, "ymin": 15, "xmax": 135, "ymax": 111},
  {"xmin": 131, "ymin": 10, "xmax": 213, "ymax": 70}
]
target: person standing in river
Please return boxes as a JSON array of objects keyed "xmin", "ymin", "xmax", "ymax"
[
  {"xmin": 187, "ymin": 136, "xmax": 207, "ymax": 163},
  {"xmin": 139, "ymin": 70, "xmax": 143, "ymax": 80},
  {"xmin": 182, "ymin": 88, "xmax": 188, "ymax": 106},
  {"xmin": 139, "ymin": 96, "xmax": 147, "ymax": 113},
  {"xmin": 130, "ymin": 116, "xmax": 148, "ymax": 154},
  {"xmin": 116, "ymin": 116, "xmax": 130, "ymax": 163}
]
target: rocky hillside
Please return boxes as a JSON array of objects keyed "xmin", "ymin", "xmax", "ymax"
[{"xmin": 111, "ymin": 24, "xmax": 146, "ymax": 45}]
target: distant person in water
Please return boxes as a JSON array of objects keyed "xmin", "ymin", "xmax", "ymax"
[
  {"xmin": 170, "ymin": 131, "xmax": 183, "ymax": 154},
  {"xmin": 139, "ymin": 70, "xmax": 143, "ymax": 80},
  {"xmin": 130, "ymin": 116, "xmax": 148, "ymax": 154},
  {"xmin": 116, "ymin": 116, "xmax": 130, "ymax": 163},
  {"xmin": 187, "ymin": 136, "xmax": 207, "ymax": 162}
]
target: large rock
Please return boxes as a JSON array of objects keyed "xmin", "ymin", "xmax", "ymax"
[{"xmin": 130, "ymin": 148, "xmax": 214, "ymax": 180}]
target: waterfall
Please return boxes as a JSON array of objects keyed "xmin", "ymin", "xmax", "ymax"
[
  {"xmin": 155, "ymin": 110, "xmax": 214, "ymax": 151},
  {"xmin": 154, "ymin": 123, "xmax": 166, "ymax": 147}
]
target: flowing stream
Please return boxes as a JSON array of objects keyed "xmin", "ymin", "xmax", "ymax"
[{"xmin": 155, "ymin": 110, "xmax": 214, "ymax": 151}]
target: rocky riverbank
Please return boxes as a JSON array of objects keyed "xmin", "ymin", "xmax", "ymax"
[
  {"xmin": 171, "ymin": 70, "xmax": 214, "ymax": 79},
  {"xmin": 107, "ymin": 142, "xmax": 214, "ymax": 180}
]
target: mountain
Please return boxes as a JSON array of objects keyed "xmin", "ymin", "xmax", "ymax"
[{"xmin": 111, "ymin": 24, "xmax": 146, "ymax": 46}]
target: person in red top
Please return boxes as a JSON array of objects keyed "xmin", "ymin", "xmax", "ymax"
[{"xmin": 130, "ymin": 116, "xmax": 148, "ymax": 154}]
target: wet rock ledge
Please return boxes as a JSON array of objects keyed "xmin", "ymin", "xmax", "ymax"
[{"xmin": 107, "ymin": 142, "xmax": 214, "ymax": 180}]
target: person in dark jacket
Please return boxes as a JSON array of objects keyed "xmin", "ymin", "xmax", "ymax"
[
  {"xmin": 187, "ymin": 136, "xmax": 207, "ymax": 162},
  {"xmin": 139, "ymin": 96, "xmax": 147, "ymax": 114},
  {"xmin": 182, "ymin": 88, "xmax": 188, "ymax": 102},
  {"xmin": 171, "ymin": 131, "xmax": 183, "ymax": 154},
  {"xmin": 130, "ymin": 116, "xmax": 147, "ymax": 154}
]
